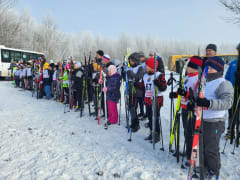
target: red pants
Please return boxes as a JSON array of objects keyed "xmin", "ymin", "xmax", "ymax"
[{"xmin": 107, "ymin": 100, "xmax": 118, "ymax": 124}]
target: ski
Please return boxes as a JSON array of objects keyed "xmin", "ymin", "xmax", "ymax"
[{"xmin": 187, "ymin": 66, "xmax": 208, "ymax": 180}]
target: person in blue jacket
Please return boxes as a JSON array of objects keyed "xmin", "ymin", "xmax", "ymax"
[{"xmin": 225, "ymin": 42, "xmax": 240, "ymax": 137}]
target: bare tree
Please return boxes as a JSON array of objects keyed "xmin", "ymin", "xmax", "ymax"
[{"xmin": 220, "ymin": 0, "xmax": 240, "ymax": 24}]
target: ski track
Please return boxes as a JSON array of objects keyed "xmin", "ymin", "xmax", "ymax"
[{"xmin": 0, "ymin": 78, "xmax": 239, "ymax": 180}]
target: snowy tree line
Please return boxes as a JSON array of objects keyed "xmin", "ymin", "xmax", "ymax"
[{"xmin": 0, "ymin": 1, "xmax": 237, "ymax": 66}]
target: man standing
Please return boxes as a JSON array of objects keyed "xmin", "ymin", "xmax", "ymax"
[
  {"xmin": 206, "ymin": 44, "xmax": 217, "ymax": 58},
  {"xmin": 225, "ymin": 43, "xmax": 240, "ymax": 137}
]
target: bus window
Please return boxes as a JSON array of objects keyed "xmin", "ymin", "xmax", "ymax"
[
  {"xmin": 9, "ymin": 50, "xmax": 15, "ymax": 62},
  {"xmin": 15, "ymin": 51, "xmax": 21, "ymax": 63},
  {"xmin": 22, "ymin": 53, "xmax": 28, "ymax": 62},
  {"xmin": 1, "ymin": 50, "xmax": 10, "ymax": 63}
]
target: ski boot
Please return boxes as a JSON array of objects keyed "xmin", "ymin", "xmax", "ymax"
[
  {"xmin": 207, "ymin": 170, "xmax": 219, "ymax": 180},
  {"xmin": 144, "ymin": 134, "xmax": 152, "ymax": 141}
]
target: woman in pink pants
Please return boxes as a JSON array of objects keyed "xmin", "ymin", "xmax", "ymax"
[{"xmin": 103, "ymin": 65, "xmax": 121, "ymax": 125}]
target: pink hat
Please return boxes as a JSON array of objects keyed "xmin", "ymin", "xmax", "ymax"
[{"xmin": 108, "ymin": 65, "xmax": 117, "ymax": 76}]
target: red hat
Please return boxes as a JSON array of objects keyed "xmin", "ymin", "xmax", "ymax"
[
  {"xmin": 188, "ymin": 56, "xmax": 203, "ymax": 69},
  {"xmin": 146, "ymin": 57, "xmax": 159, "ymax": 72}
]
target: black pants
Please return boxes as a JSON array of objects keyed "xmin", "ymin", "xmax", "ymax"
[
  {"xmin": 27, "ymin": 76, "xmax": 33, "ymax": 90},
  {"xmin": 129, "ymin": 95, "xmax": 139, "ymax": 128},
  {"xmin": 15, "ymin": 76, "xmax": 20, "ymax": 87},
  {"xmin": 203, "ymin": 121, "xmax": 225, "ymax": 176},
  {"xmin": 137, "ymin": 96, "xmax": 144, "ymax": 115},
  {"xmin": 63, "ymin": 87, "xmax": 69, "ymax": 104},
  {"xmin": 146, "ymin": 103, "xmax": 161, "ymax": 134},
  {"xmin": 182, "ymin": 109, "xmax": 196, "ymax": 159},
  {"xmin": 74, "ymin": 88, "xmax": 82, "ymax": 108}
]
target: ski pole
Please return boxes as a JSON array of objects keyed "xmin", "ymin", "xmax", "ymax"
[{"xmin": 222, "ymin": 94, "xmax": 240, "ymax": 154}]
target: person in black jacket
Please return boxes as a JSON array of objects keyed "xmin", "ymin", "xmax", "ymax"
[
  {"xmin": 126, "ymin": 52, "xmax": 145, "ymax": 132},
  {"xmin": 72, "ymin": 62, "xmax": 84, "ymax": 111}
]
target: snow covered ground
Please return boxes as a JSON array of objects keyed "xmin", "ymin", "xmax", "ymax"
[{"xmin": 0, "ymin": 80, "xmax": 239, "ymax": 180}]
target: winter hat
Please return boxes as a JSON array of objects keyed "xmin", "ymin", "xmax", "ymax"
[
  {"xmin": 128, "ymin": 52, "xmax": 140, "ymax": 65},
  {"xmin": 108, "ymin": 65, "xmax": 117, "ymax": 76},
  {"xmin": 74, "ymin": 62, "xmax": 81, "ymax": 68},
  {"xmin": 64, "ymin": 64, "xmax": 71, "ymax": 70},
  {"xmin": 96, "ymin": 50, "xmax": 104, "ymax": 57},
  {"xmin": 205, "ymin": 56, "xmax": 224, "ymax": 72},
  {"xmin": 102, "ymin": 54, "xmax": 111, "ymax": 63},
  {"xmin": 145, "ymin": 57, "xmax": 159, "ymax": 72},
  {"xmin": 43, "ymin": 62, "xmax": 49, "ymax": 70},
  {"xmin": 206, "ymin": 44, "xmax": 217, "ymax": 52},
  {"xmin": 187, "ymin": 56, "xmax": 203, "ymax": 70},
  {"xmin": 136, "ymin": 51, "xmax": 145, "ymax": 58}
]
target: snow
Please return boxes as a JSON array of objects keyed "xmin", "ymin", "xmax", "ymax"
[{"xmin": 0, "ymin": 79, "xmax": 239, "ymax": 180}]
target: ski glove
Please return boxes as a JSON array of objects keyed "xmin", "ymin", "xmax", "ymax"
[
  {"xmin": 177, "ymin": 87, "xmax": 187, "ymax": 97},
  {"xmin": 169, "ymin": 92, "xmax": 178, "ymax": 99},
  {"xmin": 196, "ymin": 97, "xmax": 210, "ymax": 108},
  {"xmin": 187, "ymin": 101, "xmax": 195, "ymax": 111},
  {"xmin": 154, "ymin": 74, "xmax": 167, "ymax": 91}
]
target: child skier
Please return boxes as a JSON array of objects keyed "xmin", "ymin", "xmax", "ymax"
[
  {"xmin": 196, "ymin": 56, "xmax": 233, "ymax": 179},
  {"xmin": 143, "ymin": 57, "xmax": 167, "ymax": 142},
  {"xmin": 102, "ymin": 65, "xmax": 121, "ymax": 125},
  {"xmin": 170, "ymin": 56, "xmax": 203, "ymax": 163},
  {"xmin": 60, "ymin": 64, "xmax": 70, "ymax": 104}
]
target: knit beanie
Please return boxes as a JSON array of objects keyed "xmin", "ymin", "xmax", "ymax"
[
  {"xmin": 96, "ymin": 50, "xmax": 104, "ymax": 57},
  {"xmin": 206, "ymin": 44, "xmax": 217, "ymax": 52},
  {"xmin": 108, "ymin": 65, "xmax": 117, "ymax": 76},
  {"xmin": 145, "ymin": 57, "xmax": 159, "ymax": 72},
  {"xmin": 205, "ymin": 56, "xmax": 224, "ymax": 72},
  {"xmin": 187, "ymin": 56, "xmax": 203, "ymax": 70}
]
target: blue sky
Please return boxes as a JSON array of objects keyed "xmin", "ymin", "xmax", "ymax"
[{"xmin": 16, "ymin": 0, "xmax": 239, "ymax": 44}]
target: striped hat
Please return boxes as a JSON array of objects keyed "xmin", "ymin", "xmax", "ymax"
[
  {"xmin": 102, "ymin": 54, "xmax": 111, "ymax": 63},
  {"xmin": 205, "ymin": 56, "xmax": 224, "ymax": 72},
  {"xmin": 188, "ymin": 56, "xmax": 203, "ymax": 70}
]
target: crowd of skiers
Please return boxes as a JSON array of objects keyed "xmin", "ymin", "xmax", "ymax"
[{"xmin": 8, "ymin": 43, "xmax": 240, "ymax": 180}]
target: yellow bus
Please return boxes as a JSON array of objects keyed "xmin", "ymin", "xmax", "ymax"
[{"xmin": 168, "ymin": 54, "xmax": 237, "ymax": 71}]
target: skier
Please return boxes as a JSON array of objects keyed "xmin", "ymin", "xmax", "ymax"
[
  {"xmin": 60, "ymin": 64, "xmax": 70, "ymax": 104},
  {"xmin": 14, "ymin": 66, "xmax": 20, "ymax": 87},
  {"xmin": 205, "ymin": 44, "xmax": 217, "ymax": 58},
  {"xmin": 102, "ymin": 65, "xmax": 121, "ymax": 125},
  {"xmin": 26, "ymin": 63, "xmax": 33, "ymax": 90},
  {"xmin": 72, "ymin": 62, "xmax": 84, "ymax": 111},
  {"xmin": 126, "ymin": 52, "xmax": 144, "ymax": 132},
  {"xmin": 196, "ymin": 56, "xmax": 233, "ymax": 179},
  {"xmin": 136, "ymin": 52, "xmax": 146, "ymax": 119},
  {"xmin": 143, "ymin": 57, "xmax": 167, "ymax": 142},
  {"xmin": 170, "ymin": 56, "xmax": 203, "ymax": 164},
  {"xmin": 225, "ymin": 43, "xmax": 240, "ymax": 138},
  {"xmin": 42, "ymin": 62, "xmax": 52, "ymax": 99},
  {"xmin": 95, "ymin": 50, "xmax": 104, "ymax": 64},
  {"xmin": 99, "ymin": 54, "xmax": 113, "ymax": 118},
  {"xmin": 52, "ymin": 64, "xmax": 59, "ymax": 99}
]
